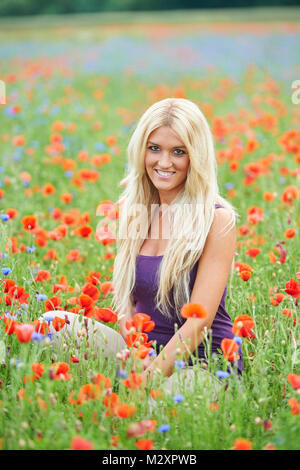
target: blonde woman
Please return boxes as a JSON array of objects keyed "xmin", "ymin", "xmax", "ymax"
[
  {"xmin": 42, "ymin": 98, "xmax": 242, "ymax": 398},
  {"xmin": 113, "ymin": 97, "xmax": 243, "ymax": 394}
]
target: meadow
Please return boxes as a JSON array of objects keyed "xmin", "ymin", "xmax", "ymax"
[{"xmin": 0, "ymin": 10, "xmax": 299, "ymax": 451}]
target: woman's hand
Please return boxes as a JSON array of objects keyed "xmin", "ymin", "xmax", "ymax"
[{"xmin": 141, "ymin": 354, "xmax": 153, "ymax": 371}]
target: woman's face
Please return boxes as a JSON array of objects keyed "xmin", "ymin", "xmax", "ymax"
[{"xmin": 144, "ymin": 126, "xmax": 190, "ymax": 205}]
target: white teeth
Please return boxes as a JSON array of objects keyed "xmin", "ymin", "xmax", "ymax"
[{"xmin": 156, "ymin": 170, "xmax": 175, "ymax": 177}]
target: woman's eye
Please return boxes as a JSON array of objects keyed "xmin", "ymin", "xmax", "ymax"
[{"xmin": 148, "ymin": 146, "xmax": 185, "ymax": 155}]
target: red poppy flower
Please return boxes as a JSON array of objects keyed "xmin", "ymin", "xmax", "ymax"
[
  {"xmin": 125, "ymin": 332, "xmax": 153, "ymax": 349},
  {"xmin": 95, "ymin": 225, "xmax": 116, "ymax": 245},
  {"xmin": 270, "ymin": 293, "xmax": 285, "ymax": 306},
  {"xmin": 85, "ymin": 271, "xmax": 101, "ymax": 286},
  {"xmin": 35, "ymin": 270, "xmax": 51, "ymax": 283},
  {"xmin": 32, "ymin": 363, "xmax": 45, "ymax": 380},
  {"xmin": 284, "ymin": 228, "xmax": 297, "ymax": 239},
  {"xmin": 73, "ymin": 225, "xmax": 93, "ymax": 239},
  {"xmin": 247, "ymin": 206, "xmax": 263, "ymax": 225},
  {"xmin": 21, "ymin": 215, "xmax": 38, "ymax": 232},
  {"xmin": 52, "ymin": 316, "xmax": 66, "ymax": 332},
  {"xmin": 6, "ymin": 285, "xmax": 30, "ymax": 305},
  {"xmin": 103, "ymin": 392, "xmax": 120, "ymax": 417},
  {"xmin": 180, "ymin": 303, "xmax": 208, "ymax": 319},
  {"xmin": 122, "ymin": 373, "xmax": 143, "ymax": 390},
  {"xmin": 126, "ymin": 313, "xmax": 155, "ymax": 332},
  {"xmin": 71, "ymin": 436, "xmax": 93, "ymax": 450},
  {"xmin": 245, "ymin": 248, "xmax": 261, "ymax": 258},
  {"xmin": 287, "ymin": 373, "xmax": 300, "ymax": 390},
  {"xmin": 135, "ymin": 439, "xmax": 154, "ymax": 450},
  {"xmin": 14, "ymin": 324, "xmax": 34, "ymax": 343},
  {"xmin": 50, "ymin": 362, "xmax": 72, "ymax": 380},
  {"xmin": 284, "ymin": 279, "xmax": 300, "ymax": 298},
  {"xmin": 232, "ymin": 438, "xmax": 252, "ymax": 450},
  {"xmin": 134, "ymin": 345, "xmax": 153, "ymax": 359},
  {"xmin": 239, "ymin": 270, "xmax": 252, "ymax": 281},
  {"xmin": 232, "ymin": 315, "xmax": 255, "ymax": 339},
  {"xmin": 94, "ymin": 307, "xmax": 118, "ymax": 323},
  {"xmin": 81, "ymin": 282, "xmax": 100, "ymax": 301},
  {"xmin": 288, "ymin": 397, "xmax": 300, "ymax": 415},
  {"xmin": 45, "ymin": 296, "xmax": 62, "ymax": 311},
  {"xmin": 115, "ymin": 403, "xmax": 136, "ymax": 418},
  {"xmin": 4, "ymin": 316, "xmax": 19, "ymax": 335},
  {"xmin": 221, "ymin": 338, "xmax": 240, "ymax": 362},
  {"xmin": 281, "ymin": 185, "xmax": 299, "ymax": 204}
]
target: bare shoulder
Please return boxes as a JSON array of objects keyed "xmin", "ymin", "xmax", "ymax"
[{"xmin": 208, "ymin": 207, "xmax": 236, "ymax": 242}]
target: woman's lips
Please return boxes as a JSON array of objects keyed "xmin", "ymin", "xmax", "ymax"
[{"xmin": 154, "ymin": 169, "xmax": 176, "ymax": 179}]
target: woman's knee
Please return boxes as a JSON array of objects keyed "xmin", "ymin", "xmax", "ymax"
[{"xmin": 39, "ymin": 311, "xmax": 126, "ymax": 357}]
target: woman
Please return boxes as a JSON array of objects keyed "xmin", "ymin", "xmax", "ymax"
[
  {"xmin": 41, "ymin": 98, "xmax": 242, "ymax": 397},
  {"xmin": 112, "ymin": 98, "xmax": 242, "ymax": 393}
]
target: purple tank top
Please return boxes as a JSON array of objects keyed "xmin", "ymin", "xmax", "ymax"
[{"xmin": 132, "ymin": 203, "xmax": 243, "ymax": 374}]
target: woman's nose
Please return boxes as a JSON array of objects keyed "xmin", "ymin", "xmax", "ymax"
[{"xmin": 158, "ymin": 151, "xmax": 173, "ymax": 168}]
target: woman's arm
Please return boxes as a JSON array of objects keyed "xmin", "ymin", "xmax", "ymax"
[
  {"xmin": 142, "ymin": 208, "xmax": 236, "ymax": 384},
  {"xmin": 118, "ymin": 294, "xmax": 136, "ymax": 341}
]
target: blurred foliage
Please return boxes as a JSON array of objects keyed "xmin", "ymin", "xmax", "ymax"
[{"xmin": 0, "ymin": 0, "xmax": 300, "ymax": 17}]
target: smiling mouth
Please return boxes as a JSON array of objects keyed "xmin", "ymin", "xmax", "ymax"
[{"xmin": 154, "ymin": 169, "xmax": 176, "ymax": 178}]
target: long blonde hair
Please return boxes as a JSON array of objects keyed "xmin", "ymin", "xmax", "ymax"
[{"xmin": 111, "ymin": 98, "xmax": 239, "ymax": 321}]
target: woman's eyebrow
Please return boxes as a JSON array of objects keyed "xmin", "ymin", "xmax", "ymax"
[{"xmin": 147, "ymin": 141, "xmax": 187, "ymax": 149}]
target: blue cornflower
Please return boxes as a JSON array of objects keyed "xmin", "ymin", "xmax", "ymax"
[
  {"xmin": 44, "ymin": 315, "xmax": 54, "ymax": 323},
  {"xmin": 225, "ymin": 182, "xmax": 234, "ymax": 190},
  {"xmin": 0, "ymin": 214, "xmax": 10, "ymax": 222},
  {"xmin": 1, "ymin": 267, "xmax": 11, "ymax": 276},
  {"xmin": 50, "ymin": 105, "xmax": 59, "ymax": 115},
  {"xmin": 174, "ymin": 360, "xmax": 185, "ymax": 369},
  {"xmin": 118, "ymin": 369, "xmax": 128, "ymax": 379},
  {"xmin": 9, "ymin": 359, "xmax": 23, "ymax": 369},
  {"xmin": 20, "ymin": 303, "xmax": 29, "ymax": 310},
  {"xmin": 47, "ymin": 332, "xmax": 54, "ymax": 341},
  {"xmin": 32, "ymin": 332, "xmax": 43, "ymax": 342},
  {"xmin": 0, "ymin": 253, "xmax": 8, "ymax": 259},
  {"xmin": 30, "ymin": 141, "xmax": 39, "ymax": 148},
  {"xmin": 278, "ymin": 177, "xmax": 286, "ymax": 184},
  {"xmin": 4, "ymin": 312, "xmax": 18, "ymax": 321},
  {"xmin": 216, "ymin": 370, "xmax": 230, "ymax": 379},
  {"xmin": 94, "ymin": 142, "xmax": 106, "ymax": 151},
  {"xmin": 26, "ymin": 245, "xmax": 36, "ymax": 253},
  {"xmin": 173, "ymin": 394, "xmax": 184, "ymax": 403},
  {"xmin": 148, "ymin": 349, "xmax": 157, "ymax": 357},
  {"xmin": 65, "ymin": 171, "xmax": 73, "ymax": 178},
  {"xmin": 158, "ymin": 424, "xmax": 170, "ymax": 433},
  {"xmin": 36, "ymin": 294, "xmax": 48, "ymax": 301},
  {"xmin": 233, "ymin": 336, "xmax": 243, "ymax": 345}
]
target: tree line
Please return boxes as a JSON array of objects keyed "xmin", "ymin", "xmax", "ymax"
[{"xmin": 0, "ymin": 0, "xmax": 299, "ymax": 17}]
